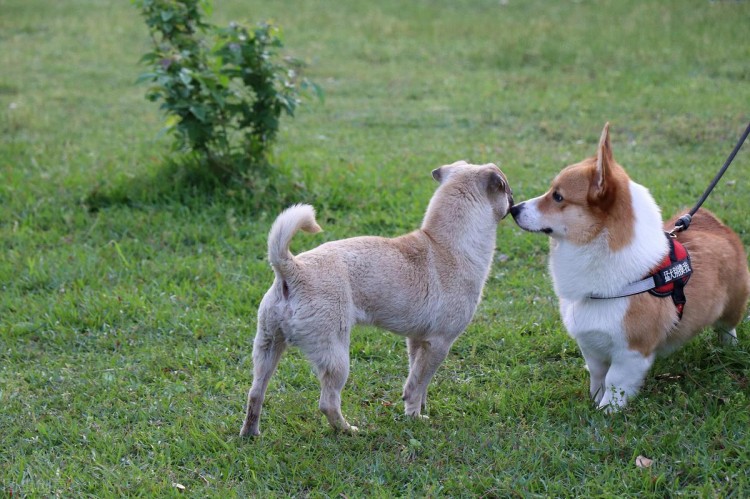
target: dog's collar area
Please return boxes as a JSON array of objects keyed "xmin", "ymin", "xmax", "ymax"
[{"xmin": 589, "ymin": 233, "xmax": 692, "ymax": 318}]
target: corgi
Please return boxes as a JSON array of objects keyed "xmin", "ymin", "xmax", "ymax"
[{"xmin": 511, "ymin": 123, "xmax": 750, "ymax": 411}]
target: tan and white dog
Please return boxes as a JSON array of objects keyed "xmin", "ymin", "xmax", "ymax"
[
  {"xmin": 511, "ymin": 123, "xmax": 750, "ymax": 411},
  {"xmin": 240, "ymin": 161, "xmax": 513, "ymax": 436}
]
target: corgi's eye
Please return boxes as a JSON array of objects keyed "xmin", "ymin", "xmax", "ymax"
[{"xmin": 552, "ymin": 191, "xmax": 564, "ymax": 203}]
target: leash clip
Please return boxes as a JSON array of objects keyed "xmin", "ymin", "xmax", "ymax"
[{"xmin": 668, "ymin": 213, "xmax": 692, "ymax": 238}]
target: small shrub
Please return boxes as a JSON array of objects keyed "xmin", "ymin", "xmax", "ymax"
[{"xmin": 133, "ymin": 0, "xmax": 319, "ymax": 177}]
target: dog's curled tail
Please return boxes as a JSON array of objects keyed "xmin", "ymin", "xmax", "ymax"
[{"xmin": 268, "ymin": 204, "xmax": 322, "ymax": 271}]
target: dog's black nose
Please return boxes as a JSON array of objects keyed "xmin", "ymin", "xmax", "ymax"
[{"xmin": 510, "ymin": 202, "xmax": 524, "ymax": 219}]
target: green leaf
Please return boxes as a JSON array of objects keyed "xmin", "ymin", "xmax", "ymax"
[
  {"xmin": 189, "ymin": 105, "xmax": 207, "ymax": 122},
  {"xmin": 303, "ymin": 80, "xmax": 325, "ymax": 103},
  {"xmin": 164, "ymin": 115, "xmax": 181, "ymax": 129},
  {"xmin": 138, "ymin": 52, "xmax": 160, "ymax": 64},
  {"xmin": 179, "ymin": 69, "xmax": 193, "ymax": 86},
  {"xmin": 135, "ymin": 72, "xmax": 157, "ymax": 84}
]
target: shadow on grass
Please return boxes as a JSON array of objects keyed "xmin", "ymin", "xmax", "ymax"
[{"xmin": 83, "ymin": 155, "xmax": 311, "ymax": 215}]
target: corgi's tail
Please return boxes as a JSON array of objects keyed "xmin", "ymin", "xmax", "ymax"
[{"xmin": 267, "ymin": 204, "xmax": 322, "ymax": 272}]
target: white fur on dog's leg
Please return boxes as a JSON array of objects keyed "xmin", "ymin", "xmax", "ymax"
[
  {"xmin": 719, "ymin": 328, "xmax": 738, "ymax": 346},
  {"xmin": 596, "ymin": 350, "xmax": 654, "ymax": 412},
  {"xmin": 599, "ymin": 401, "xmax": 620, "ymax": 415},
  {"xmin": 582, "ymin": 352, "xmax": 609, "ymax": 405},
  {"xmin": 598, "ymin": 387, "xmax": 626, "ymax": 412}
]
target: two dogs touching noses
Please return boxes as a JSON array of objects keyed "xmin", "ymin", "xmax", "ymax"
[{"xmin": 241, "ymin": 124, "xmax": 750, "ymax": 436}]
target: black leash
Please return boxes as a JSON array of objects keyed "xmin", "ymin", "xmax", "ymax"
[{"xmin": 670, "ymin": 121, "xmax": 750, "ymax": 236}]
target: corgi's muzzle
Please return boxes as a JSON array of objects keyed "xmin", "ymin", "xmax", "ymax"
[
  {"xmin": 510, "ymin": 202, "xmax": 523, "ymax": 219},
  {"xmin": 510, "ymin": 202, "xmax": 553, "ymax": 234}
]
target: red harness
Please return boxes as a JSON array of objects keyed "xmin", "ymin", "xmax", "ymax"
[
  {"xmin": 588, "ymin": 233, "xmax": 692, "ymax": 318},
  {"xmin": 647, "ymin": 236, "xmax": 692, "ymax": 318}
]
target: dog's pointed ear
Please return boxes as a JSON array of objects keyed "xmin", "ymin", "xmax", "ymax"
[
  {"xmin": 486, "ymin": 168, "xmax": 506, "ymax": 193},
  {"xmin": 433, "ymin": 160, "xmax": 469, "ymax": 183},
  {"xmin": 593, "ymin": 122, "xmax": 613, "ymax": 195},
  {"xmin": 432, "ymin": 167, "xmax": 444, "ymax": 183}
]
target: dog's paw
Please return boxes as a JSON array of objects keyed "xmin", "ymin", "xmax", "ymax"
[
  {"xmin": 239, "ymin": 425, "xmax": 260, "ymax": 437},
  {"xmin": 340, "ymin": 424, "xmax": 359, "ymax": 434},
  {"xmin": 719, "ymin": 329, "xmax": 738, "ymax": 346},
  {"xmin": 597, "ymin": 403, "xmax": 616, "ymax": 414},
  {"xmin": 597, "ymin": 397, "xmax": 626, "ymax": 414}
]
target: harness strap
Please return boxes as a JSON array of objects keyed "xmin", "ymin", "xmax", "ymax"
[
  {"xmin": 648, "ymin": 237, "xmax": 691, "ymax": 318},
  {"xmin": 589, "ymin": 234, "xmax": 692, "ymax": 319},
  {"xmin": 589, "ymin": 275, "xmax": 657, "ymax": 299}
]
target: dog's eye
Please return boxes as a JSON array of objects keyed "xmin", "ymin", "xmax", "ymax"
[{"xmin": 552, "ymin": 191, "xmax": 564, "ymax": 203}]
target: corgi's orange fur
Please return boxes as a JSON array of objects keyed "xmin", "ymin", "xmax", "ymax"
[{"xmin": 511, "ymin": 123, "xmax": 750, "ymax": 410}]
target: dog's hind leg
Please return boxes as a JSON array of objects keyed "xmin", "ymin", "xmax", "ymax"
[
  {"xmin": 306, "ymin": 336, "xmax": 357, "ymax": 432},
  {"xmin": 402, "ymin": 337, "xmax": 453, "ymax": 418},
  {"xmin": 715, "ymin": 278, "xmax": 750, "ymax": 346},
  {"xmin": 318, "ymin": 358, "xmax": 356, "ymax": 432},
  {"xmin": 240, "ymin": 306, "xmax": 287, "ymax": 437},
  {"xmin": 717, "ymin": 327, "xmax": 738, "ymax": 346},
  {"xmin": 714, "ymin": 308, "xmax": 744, "ymax": 346}
]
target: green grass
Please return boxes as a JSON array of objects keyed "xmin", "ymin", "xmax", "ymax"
[{"xmin": 2, "ymin": 0, "xmax": 750, "ymax": 495}]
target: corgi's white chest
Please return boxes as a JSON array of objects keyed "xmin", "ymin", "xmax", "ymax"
[{"xmin": 559, "ymin": 297, "xmax": 629, "ymax": 360}]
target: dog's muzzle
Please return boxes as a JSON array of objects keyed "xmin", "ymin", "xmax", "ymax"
[{"xmin": 510, "ymin": 202, "xmax": 524, "ymax": 220}]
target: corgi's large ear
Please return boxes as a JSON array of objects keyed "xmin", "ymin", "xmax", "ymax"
[{"xmin": 593, "ymin": 122, "xmax": 613, "ymax": 195}]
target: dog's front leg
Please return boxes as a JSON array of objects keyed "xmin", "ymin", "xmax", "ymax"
[
  {"xmin": 597, "ymin": 350, "xmax": 655, "ymax": 412},
  {"xmin": 404, "ymin": 337, "xmax": 428, "ymax": 413},
  {"xmin": 402, "ymin": 337, "xmax": 453, "ymax": 418},
  {"xmin": 579, "ymin": 348, "xmax": 609, "ymax": 405}
]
